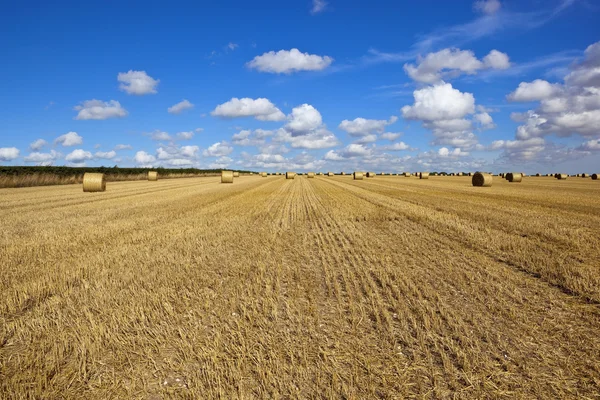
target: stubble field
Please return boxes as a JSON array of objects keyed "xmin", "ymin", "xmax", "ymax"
[{"xmin": 1, "ymin": 175, "xmax": 599, "ymax": 399}]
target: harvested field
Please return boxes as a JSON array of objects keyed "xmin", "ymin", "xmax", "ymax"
[{"xmin": 1, "ymin": 175, "xmax": 600, "ymax": 398}]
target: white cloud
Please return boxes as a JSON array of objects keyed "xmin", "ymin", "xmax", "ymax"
[
  {"xmin": 65, "ymin": 149, "xmax": 93, "ymax": 163},
  {"xmin": 354, "ymin": 134, "xmax": 378, "ymax": 144},
  {"xmin": 95, "ymin": 151, "xmax": 116, "ymax": 159},
  {"xmin": 403, "ymin": 48, "xmax": 509, "ymax": 83},
  {"xmin": 231, "ymin": 129, "xmax": 272, "ymax": 147},
  {"xmin": 577, "ymin": 139, "xmax": 600, "ymax": 151},
  {"xmin": 473, "ymin": 111, "xmax": 495, "ymax": 129},
  {"xmin": 54, "ymin": 132, "xmax": 83, "ymax": 147},
  {"xmin": 118, "ymin": 70, "xmax": 159, "ymax": 95},
  {"xmin": 74, "ymin": 100, "xmax": 128, "ymax": 120},
  {"xmin": 507, "ymin": 79, "xmax": 562, "ymax": 102},
  {"xmin": 114, "ymin": 144, "xmax": 132, "ymax": 150},
  {"xmin": 150, "ymin": 130, "xmax": 172, "ymax": 141},
  {"xmin": 338, "ymin": 116, "xmax": 398, "ymax": 137},
  {"xmin": 195, "ymin": 128, "xmax": 204, "ymax": 133},
  {"xmin": 134, "ymin": 151, "xmax": 156, "ymax": 166},
  {"xmin": 381, "ymin": 132, "xmax": 402, "ymax": 141},
  {"xmin": 23, "ymin": 150, "xmax": 60, "ymax": 165},
  {"xmin": 168, "ymin": 99, "xmax": 194, "ymax": 114},
  {"xmin": 473, "ymin": 0, "xmax": 501, "ymax": 15},
  {"xmin": 438, "ymin": 147, "xmax": 469, "ymax": 157},
  {"xmin": 483, "ymin": 49, "xmax": 511, "ymax": 69},
  {"xmin": 564, "ymin": 41, "xmax": 600, "ymax": 88},
  {"xmin": 246, "ymin": 48, "xmax": 333, "ymax": 74},
  {"xmin": 211, "ymin": 97, "xmax": 285, "ymax": 121},
  {"xmin": 0, "ymin": 147, "xmax": 20, "ymax": 161},
  {"xmin": 176, "ymin": 131, "xmax": 194, "ymax": 140},
  {"xmin": 285, "ymin": 104, "xmax": 323, "ymax": 134},
  {"xmin": 203, "ymin": 141, "xmax": 233, "ymax": 157},
  {"xmin": 29, "ymin": 139, "xmax": 47, "ymax": 151},
  {"xmin": 402, "ymin": 83, "xmax": 475, "ymax": 121},
  {"xmin": 274, "ymin": 128, "xmax": 340, "ymax": 149},
  {"xmin": 228, "ymin": 42, "xmax": 238, "ymax": 51},
  {"xmin": 383, "ymin": 142, "xmax": 411, "ymax": 151}
]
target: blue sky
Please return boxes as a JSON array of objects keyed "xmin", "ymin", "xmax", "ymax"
[{"xmin": 1, "ymin": 0, "xmax": 599, "ymax": 173}]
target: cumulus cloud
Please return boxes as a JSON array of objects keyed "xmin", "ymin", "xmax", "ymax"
[
  {"xmin": 150, "ymin": 130, "xmax": 172, "ymax": 141},
  {"xmin": 404, "ymin": 48, "xmax": 510, "ymax": 83},
  {"xmin": 211, "ymin": 97, "xmax": 285, "ymax": 121},
  {"xmin": 118, "ymin": 70, "xmax": 159, "ymax": 95},
  {"xmin": 402, "ymin": 83, "xmax": 475, "ymax": 121},
  {"xmin": 383, "ymin": 142, "xmax": 411, "ymax": 151},
  {"xmin": 176, "ymin": 131, "xmax": 194, "ymax": 140},
  {"xmin": 54, "ymin": 132, "xmax": 83, "ymax": 147},
  {"xmin": 203, "ymin": 141, "xmax": 233, "ymax": 157},
  {"xmin": 577, "ymin": 139, "xmax": 600, "ymax": 151},
  {"xmin": 507, "ymin": 79, "xmax": 562, "ymax": 102},
  {"xmin": 338, "ymin": 116, "xmax": 398, "ymax": 137},
  {"xmin": 95, "ymin": 151, "xmax": 116, "ymax": 159},
  {"xmin": 29, "ymin": 139, "xmax": 47, "ymax": 151},
  {"xmin": 285, "ymin": 104, "xmax": 323, "ymax": 134},
  {"xmin": 115, "ymin": 144, "xmax": 132, "ymax": 150},
  {"xmin": 0, "ymin": 147, "xmax": 20, "ymax": 161},
  {"xmin": 473, "ymin": 0, "xmax": 501, "ymax": 15},
  {"xmin": 246, "ymin": 48, "xmax": 333, "ymax": 74},
  {"xmin": 438, "ymin": 147, "xmax": 469, "ymax": 157},
  {"xmin": 274, "ymin": 128, "xmax": 340, "ymax": 149},
  {"xmin": 65, "ymin": 149, "xmax": 93, "ymax": 163},
  {"xmin": 74, "ymin": 100, "xmax": 128, "ymax": 120},
  {"xmin": 380, "ymin": 132, "xmax": 403, "ymax": 141},
  {"xmin": 232, "ymin": 129, "xmax": 274, "ymax": 147},
  {"xmin": 168, "ymin": 99, "xmax": 194, "ymax": 114},
  {"xmin": 240, "ymin": 150, "xmax": 325, "ymax": 171},
  {"xmin": 23, "ymin": 150, "xmax": 60, "ymax": 165},
  {"xmin": 134, "ymin": 151, "xmax": 156, "ymax": 166}
]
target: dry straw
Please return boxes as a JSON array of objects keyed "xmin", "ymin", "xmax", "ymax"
[
  {"xmin": 307, "ymin": 172, "xmax": 315, "ymax": 178},
  {"xmin": 83, "ymin": 173, "xmax": 106, "ymax": 192},
  {"xmin": 221, "ymin": 170, "xmax": 234, "ymax": 183},
  {"xmin": 420, "ymin": 172, "xmax": 429, "ymax": 179},
  {"xmin": 404, "ymin": 172, "xmax": 411, "ymax": 177},
  {"xmin": 341, "ymin": 172, "xmax": 346, "ymax": 175},
  {"xmin": 328, "ymin": 172, "xmax": 334, "ymax": 176},
  {"xmin": 506, "ymin": 172, "xmax": 522, "ymax": 182},
  {"xmin": 286, "ymin": 172, "xmax": 296, "ymax": 179},
  {"xmin": 233, "ymin": 172, "xmax": 240, "ymax": 177},
  {"xmin": 148, "ymin": 171, "xmax": 158, "ymax": 181},
  {"xmin": 592, "ymin": 174, "xmax": 598, "ymax": 180},
  {"xmin": 472, "ymin": 172, "xmax": 493, "ymax": 187},
  {"xmin": 354, "ymin": 171, "xmax": 364, "ymax": 180},
  {"xmin": 556, "ymin": 173, "xmax": 568, "ymax": 180},
  {"xmin": 261, "ymin": 172, "xmax": 267, "ymax": 177}
]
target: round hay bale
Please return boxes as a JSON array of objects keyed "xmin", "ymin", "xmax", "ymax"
[
  {"xmin": 261, "ymin": 172, "xmax": 267, "ymax": 177},
  {"xmin": 419, "ymin": 172, "xmax": 429, "ymax": 179},
  {"xmin": 83, "ymin": 173, "xmax": 106, "ymax": 192},
  {"xmin": 472, "ymin": 172, "xmax": 492, "ymax": 187},
  {"xmin": 366, "ymin": 172, "xmax": 376, "ymax": 178},
  {"xmin": 468, "ymin": 172, "xmax": 472, "ymax": 176},
  {"xmin": 221, "ymin": 170, "xmax": 234, "ymax": 183},
  {"xmin": 307, "ymin": 172, "xmax": 315, "ymax": 178},
  {"xmin": 353, "ymin": 171, "xmax": 364, "ymax": 180},
  {"xmin": 286, "ymin": 172, "xmax": 295, "ymax": 179},
  {"xmin": 535, "ymin": 173, "xmax": 540, "ymax": 177},
  {"xmin": 404, "ymin": 172, "xmax": 411, "ymax": 177},
  {"xmin": 591, "ymin": 173, "xmax": 597, "ymax": 180},
  {"xmin": 233, "ymin": 171, "xmax": 240, "ymax": 177},
  {"xmin": 327, "ymin": 172, "xmax": 334, "ymax": 176},
  {"xmin": 341, "ymin": 172, "xmax": 346, "ymax": 175},
  {"xmin": 506, "ymin": 172, "xmax": 522, "ymax": 183},
  {"xmin": 556, "ymin": 173, "xmax": 568, "ymax": 180},
  {"xmin": 458, "ymin": 172, "xmax": 463, "ymax": 176},
  {"xmin": 250, "ymin": 172, "xmax": 254, "ymax": 175},
  {"xmin": 148, "ymin": 171, "xmax": 158, "ymax": 181},
  {"xmin": 582, "ymin": 173, "xmax": 587, "ymax": 178},
  {"xmin": 576, "ymin": 174, "xmax": 581, "ymax": 177}
]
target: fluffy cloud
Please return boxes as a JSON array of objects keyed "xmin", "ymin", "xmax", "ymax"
[
  {"xmin": 380, "ymin": 132, "xmax": 402, "ymax": 141},
  {"xmin": 114, "ymin": 144, "xmax": 132, "ymax": 150},
  {"xmin": 239, "ymin": 150, "xmax": 325, "ymax": 171},
  {"xmin": 274, "ymin": 128, "xmax": 340, "ymax": 149},
  {"xmin": 325, "ymin": 144, "xmax": 372, "ymax": 161},
  {"xmin": 505, "ymin": 40, "xmax": 600, "ymax": 147},
  {"xmin": 402, "ymin": 83, "xmax": 475, "ymax": 121},
  {"xmin": 404, "ymin": 48, "xmax": 510, "ymax": 83},
  {"xmin": 473, "ymin": 0, "xmax": 501, "ymax": 15},
  {"xmin": 232, "ymin": 129, "xmax": 274, "ymax": 147},
  {"xmin": 577, "ymin": 139, "xmax": 600, "ymax": 151},
  {"xmin": 285, "ymin": 104, "xmax": 323, "ymax": 134},
  {"xmin": 168, "ymin": 100, "xmax": 194, "ymax": 114},
  {"xmin": 29, "ymin": 139, "xmax": 47, "ymax": 151},
  {"xmin": 150, "ymin": 131, "xmax": 172, "ymax": 141},
  {"xmin": 246, "ymin": 48, "xmax": 333, "ymax": 74},
  {"xmin": 95, "ymin": 151, "xmax": 116, "ymax": 159},
  {"xmin": 55, "ymin": 132, "xmax": 83, "ymax": 147},
  {"xmin": 338, "ymin": 116, "xmax": 398, "ymax": 137},
  {"xmin": 74, "ymin": 100, "xmax": 128, "ymax": 120},
  {"xmin": 65, "ymin": 149, "xmax": 93, "ymax": 163},
  {"xmin": 211, "ymin": 98, "xmax": 285, "ymax": 121},
  {"xmin": 507, "ymin": 79, "xmax": 561, "ymax": 102},
  {"xmin": 176, "ymin": 131, "xmax": 194, "ymax": 140},
  {"xmin": 134, "ymin": 151, "xmax": 156, "ymax": 166},
  {"xmin": 23, "ymin": 150, "xmax": 60, "ymax": 165},
  {"xmin": 438, "ymin": 147, "xmax": 469, "ymax": 157},
  {"xmin": 203, "ymin": 142, "xmax": 233, "ymax": 157},
  {"xmin": 0, "ymin": 147, "xmax": 20, "ymax": 161},
  {"xmin": 383, "ymin": 142, "xmax": 411, "ymax": 151},
  {"xmin": 118, "ymin": 70, "xmax": 159, "ymax": 95}
]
